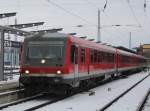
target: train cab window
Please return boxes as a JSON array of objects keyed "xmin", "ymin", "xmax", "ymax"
[
  {"xmin": 70, "ymin": 45, "xmax": 75, "ymax": 63},
  {"xmin": 81, "ymin": 48, "xmax": 85, "ymax": 64}
]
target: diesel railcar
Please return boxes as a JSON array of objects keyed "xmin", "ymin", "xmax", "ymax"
[{"xmin": 19, "ymin": 33, "xmax": 147, "ymax": 93}]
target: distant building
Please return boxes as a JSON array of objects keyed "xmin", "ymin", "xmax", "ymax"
[
  {"xmin": 136, "ymin": 44, "xmax": 150, "ymax": 65},
  {"xmin": 136, "ymin": 44, "xmax": 150, "ymax": 57}
]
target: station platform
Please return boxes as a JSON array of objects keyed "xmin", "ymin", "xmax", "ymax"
[
  {"xmin": 0, "ymin": 75, "xmax": 21, "ymax": 92},
  {"xmin": 0, "ymin": 81, "xmax": 21, "ymax": 93}
]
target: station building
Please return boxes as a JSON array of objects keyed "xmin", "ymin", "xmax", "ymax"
[{"xmin": 136, "ymin": 44, "xmax": 150, "ymax": 65}]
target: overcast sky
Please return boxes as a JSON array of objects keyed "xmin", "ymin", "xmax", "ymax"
[{"xmin": 0, "ymin": 0, "xmax": 150, "ymax": 48}]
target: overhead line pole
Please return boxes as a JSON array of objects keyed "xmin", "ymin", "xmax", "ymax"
[
  {"xmin": 97, "ymin": 9, "xmax": 101, "ymax": 42},
  {"xmin": 129, "ymin": 32, "xmax": 131, "ymax": 49}
]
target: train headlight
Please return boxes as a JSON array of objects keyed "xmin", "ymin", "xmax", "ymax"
[
  {"xmin": 25, "ymin": 70, "xmax": 30, "ymax": 74},
  {"xmin": 41, "ymin": 59, "xmax": 46, "ymax": 64},
  {"xmin": 57, "ymin": 70, "xmax": 61, "ymax": 74}
]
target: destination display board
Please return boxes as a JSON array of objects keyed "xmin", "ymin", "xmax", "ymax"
[{"xmin": 4, "ymin": 40, "xmax": 21, "ymax": 48}]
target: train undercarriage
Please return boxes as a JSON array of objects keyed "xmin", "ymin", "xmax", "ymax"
[{"xmin": 19, "ymin": 67, "xmax": 146, "ymax": 96}]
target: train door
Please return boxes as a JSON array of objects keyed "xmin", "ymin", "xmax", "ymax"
[
  {"xmin": 74, "ymin": 45, "xmax": 79, "ymax": 80},
  {"xmin": 115, "ymin": 49, "xmax": 119, "ymax": 75}
]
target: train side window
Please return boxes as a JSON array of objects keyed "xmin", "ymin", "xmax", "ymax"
[
  {"xmin": 104, "ymin": 52, "xmax": 108, "ymax": 63},
  {"xmin": 101, "ymin": 52, "xmax": 104, "ymax": 63},
  {"xmin": 107, "ymin": 53, "xmax": 110, "ymax": 63},
  {"xmin": 108, "ymin": 53, "xmax": 113, "ymax": 63},
  {"xmin": 75, "ymin": 47, "xmax": 78, "ymax": 64},
  {"xmin": 81, "ymin": 48, "xmax": 85, "ymax": 63},
  {"xmin": 70, "ymin": 45, "xmax": 75, "ymax": 64},
  {"xmin": 112, "ymin": 54, "xmax": 115, "ymax": 63},
  {"xmin": 94, "ymin": 50, "xmax": 98, "ymax": 63},
  {"xmin": 97, "ymin": 51, "xmax": 101, "ymax": 63},
  {"xmin": 90, "ymin": 49, "xmax": 93, "ymax": 63}
]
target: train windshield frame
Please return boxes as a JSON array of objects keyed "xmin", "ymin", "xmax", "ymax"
[{"xmin": 26, "ymin": 41, "xmax": 64, "ymax": 60}]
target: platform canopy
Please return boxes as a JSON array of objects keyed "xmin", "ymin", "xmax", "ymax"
[
  {"xmin": 68, "ymin": 33, "xmax": 76, "ymax": 35},
  {"xmin": 0, "ymin": 25, "xmax": 31, "ymax": 36},
  {"xmin": 30, "ymin": 28, "xmax": 63, "ymax": 34},
  {"xmin": 80, "ymin": 36, "xmax": 87, "ymax": 39},
  {"xmin": 9, "ymin": 22, "xmax": 44, "ymax": 29},
  {"xmin": 0, "ymin": 25, "xmax": 33, "ymax": 81},
  {"xmin": 88, "ymin": 39, "xmax": 95, "ymax": 41},
  {"xmin": 0, "ymin": 12, "xmax": 16, "ymax": 19}
]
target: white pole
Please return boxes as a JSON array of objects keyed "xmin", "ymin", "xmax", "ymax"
[{"xmin": 97, "ymin": 9, "xmax": 101, "ymax": 42}]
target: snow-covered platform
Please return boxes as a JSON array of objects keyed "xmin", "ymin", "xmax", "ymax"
[{"xmin": 0, "ymin": 75, "xmax": 20, "ymax": 92}]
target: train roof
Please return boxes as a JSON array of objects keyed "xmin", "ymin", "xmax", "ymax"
[
  {"xmin": 25, "ymin": 32, "xmax": 146, "ymax": 59},
  {"xmin": 26, "ymin": 32, "xmax": 68, "ymax": 39},
  {"xmin": 69, "ymin": 35, "xmax": 116, "ymax": 53},
  {"xmin": 25, "ymin": 32, "xmax": 116, "ymax": 53}
]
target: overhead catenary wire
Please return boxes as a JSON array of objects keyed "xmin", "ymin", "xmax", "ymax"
[
  {"xmin": 125, "ymin": 0, "xmax": 142, "ymax": 27},
  {"xmin": 82, "ymin": 0, "xmax": 99, "ymax": 10},
  {"xmin": 45, "ymin": 0, "xmax": 96, "ymax": 27},
  {"xmin": 125, "ymin": 0, "xmax": 150, "ymax": 37},
  {"xmin": 44, "ymin": 0, "xmax": 150, "ymax": 45},
  {"xmin": 82, "ymin": 0, "xmax": 128, "ymax": 43}
]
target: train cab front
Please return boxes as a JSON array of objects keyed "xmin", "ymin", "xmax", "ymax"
[{"xmin": 19, "ymin": 36, "xmax": 69, "ymax": 90}]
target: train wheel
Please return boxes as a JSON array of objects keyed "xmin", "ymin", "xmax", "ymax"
[
  {"xmin": 24, "ymin": 84, "xmax": 40, "ymax": 96},
  {"xmin": 53, "ymin": 85, "xmax": 73, "ymax": 97}
]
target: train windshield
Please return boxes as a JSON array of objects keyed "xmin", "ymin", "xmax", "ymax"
[{"xmin": 27, "ymin": 41, "xmax": 64, "ymax": 59}]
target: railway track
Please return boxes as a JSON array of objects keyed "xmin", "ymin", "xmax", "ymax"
[
  {"xmin": 98, "ymin": 73, "xmax": 150, "ymax": 111},
  {"xmin": 24, "ymin": 96, "xmax": 66, "ymax": 111},
  {"xmin": 0, "ymin": 72, "xmax": 148, "ymax": 111},
  {"xmin": 0, "ymin": 82, "xmax": 21, "ymax": 93},
  {"xmin": 0, "ymin": 88, "xmax": 24, "ymax": 97},
  {"xmin": 136, "ymin": 88, "xmax": 150, "ymax": 111},
  {"xmin": 23, "ymin": 72, "xmax": 149, "ymax": 111},
  {"xmin": 0, "ymin": 88, "xmax": 25, "ymax": 105},
  {"xmin": 0, "ymin": 79, "xmax": 115, "ymax": 111},
  {"xmin": 0, "ymin": 93, "xmax": 67, "ymax": 111},
  {"xmin": 0, "ymin": 93, "xmax": 45, "ymax": 110}
]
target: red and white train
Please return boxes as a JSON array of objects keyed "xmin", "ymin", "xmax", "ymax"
[{"xmin": 19, "ymin": 32, "xmax": 147, "ymax": 93}]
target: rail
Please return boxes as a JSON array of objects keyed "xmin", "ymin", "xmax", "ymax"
[
  {"xmin": 0, "ymin": 88, "xmax": 24, "ymax": 97},
  {"xmin": 136, "ymin": 88, "xmax": 150, "ymax": 111},
  {"xmin": 99, "ymin": 73, "xmax": 150, "ymax": 111},
  {"xmin": 0, "ymin": 93, "xmax": 44, "ymax": 110}
]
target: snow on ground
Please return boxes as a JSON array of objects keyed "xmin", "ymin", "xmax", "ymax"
[
  {"xmin": 0, "ymin": 74, "xmax": 19, "ymax": 85},
  {"xmin": 106, "ymin": 73, "xmax": 150, "ymax": 111},
  {"xmin": 34, "ymin": 71, "xmax": 150, "ymax": 111},
  {"xmin": 0, "ymin": 98, "xmax": 50, "ymax": 111}
]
